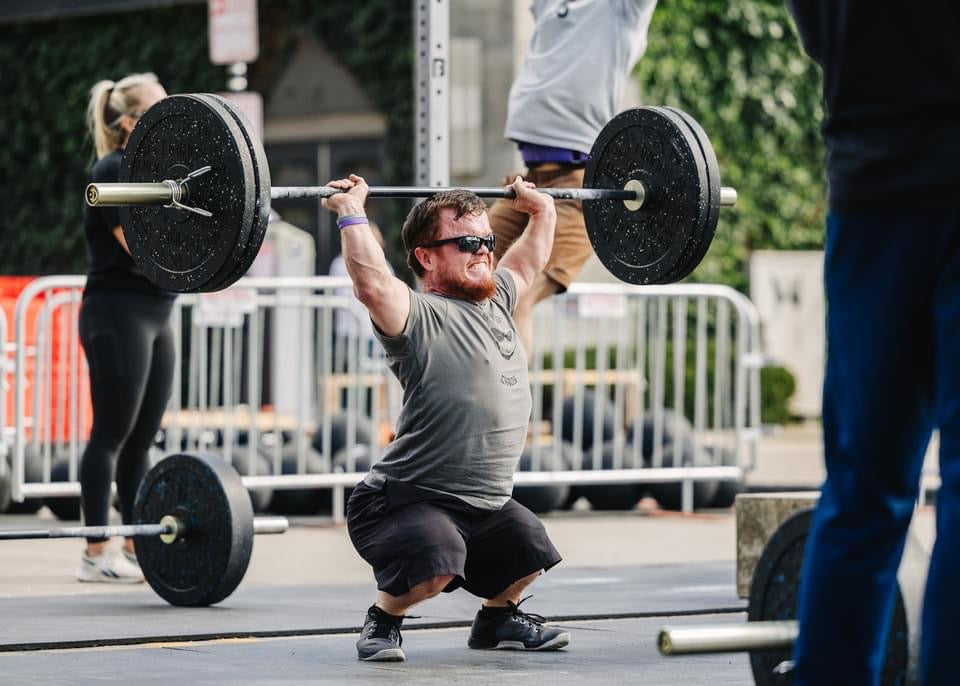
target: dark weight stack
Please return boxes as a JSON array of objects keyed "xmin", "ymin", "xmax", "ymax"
[
  {"xmin": 228, "ymin": 449, "xmax": 274, "ymax": 513},
  {"xmin": 559, "ymin": 392, "xmax": 617, "ymax": 452},
  {"xmin": 627, "ymin": 411, "xmax": 692, "ymax": 461},
  {"xmin": 332, "ymin": 443, "xmax": 375, "ymax": 504},
  {"xmin": 558, "ymin": 392, "xmax": 616, "ymax": 509},
  {"xmin": 512, "ymin": 442, "xmax": 572, "ymax": 514},
  {"xmin": 577, "ymin": 441, "xmax": 646, "ymax": 511},
  {"xmin": 267, "ymin": 445, "xmax": 330, "ymax": 516},
  {"xmin": 310, "ymin": 414, "xmax": 373, "ymax": 458},
  {"xmin": 5, "ymin": 444, "xmax": 44, "ymax": 514},
  {"xmin": 0, "ymin": 458, "xmax": 12, "ymax": 513},
  {"xmin": 45, "ymin": 454, "xmax": 82, "ymax": 521},
  {"xmin": 646, "ymin": 441, "xmax": 719, "ymax": 512},
  {"xmin": 708, "ymin": 446, "xmax": 744, "ymax": 509}
]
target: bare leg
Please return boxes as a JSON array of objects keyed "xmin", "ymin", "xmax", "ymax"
[
  {"xmin": 86, "ymin": 541, "xmax": 109, "ymax": 557},
  {"xmin": 376, "ymin": 574, "xmax": 456, "ymax": 616},
  {"xmin": 514, "ymin": 274, "xmax": 563, "ymax": 354},
  {"xmin": 483, "ymin": 570, "xmax": 541, "ymax": 608}
]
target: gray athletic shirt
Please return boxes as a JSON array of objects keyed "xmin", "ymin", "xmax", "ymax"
[
  {"xmin": 365, "ymin": 270, "xmax": 531, "ymax": 510},
  {"xmin": 505, "ymin": 0, "xmax": 658, "ymax": 154}
]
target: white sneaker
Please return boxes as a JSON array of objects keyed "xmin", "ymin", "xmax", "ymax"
[{"xmin": 77, "ymin": 548, "xmax": 145, "ymax": 584}]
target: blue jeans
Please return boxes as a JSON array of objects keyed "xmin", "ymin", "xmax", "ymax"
[{"xmin": 793, "ymin": 209, "xmax": 960, "ymax": 685}]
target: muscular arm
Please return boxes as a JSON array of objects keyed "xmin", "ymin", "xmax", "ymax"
[
  {"xmin": 327, "ymin": 176, "xmax": 410, "ymax": 337},
  {"xmin": 497, "ymin": 177, "xmax": 557, "ymax": 304}
]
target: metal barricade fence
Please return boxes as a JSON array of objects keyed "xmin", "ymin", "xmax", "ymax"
[
  {"xmin": 0, "ymin": 304, "xmax": 9, "ymax": 465},
  {"xmin": 9, "ymin": 276, "xmax": 761, "ymax": 518}
]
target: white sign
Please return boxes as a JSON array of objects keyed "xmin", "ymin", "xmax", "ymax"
[
  {"xmin": 218, "ymin": 91, "xmax": 264, "ymax": 143},
  {"xmin": 208, "ymin": 0, "xmax": 259, "ymax": 65},
  {"xmin": 196, "ymin": 288, "xmax": 258, "ymax": 328},
  {"xmin": 750, "ymin": 250, "xmax": 825, "ymax": 418}
]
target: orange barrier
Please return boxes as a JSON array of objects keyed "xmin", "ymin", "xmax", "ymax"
[{"xmin": 1, "ymin": 277, "xmax": 92, "ymax": 443}]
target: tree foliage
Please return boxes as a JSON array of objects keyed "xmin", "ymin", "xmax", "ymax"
[
  {"xmin": 0, "ymin": 1, "xmax": 412, "ymax": 275},
  {"xmin": 0, "ymin": 0, "xmax": 825, "ymax": 291},
  {"xmin": 634, "ymin": 0, "xmax": 827, "ymax": 290}
]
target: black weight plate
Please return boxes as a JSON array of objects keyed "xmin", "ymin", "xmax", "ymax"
[
  {"xmin": 583, "ymin": 107, "xmax": 703, "ymax": 285},
  {"xmin": 661, "ymin": 107, "xmax": 721, "ymax": 282},
  {"xmin": 192, "ymin": 94, "xmax": 271, "ymax": 292},
  {"xmin": 133, "ymin": 451, "xmax": 254, "ymax": 606},
  {"xmin": 180, "ymin": 95, "xmax": 260, "ymax": 292},
  {"xmin": 119, "ymin": 95, "xmax": 256, "ymax": 292},
  {"xmin": 748, "ymin": 508, "xmax": 909, "ymax": 686},
  {"xmin": 649, "ymin": 107, "xmax": 711, "ymax": 283}
]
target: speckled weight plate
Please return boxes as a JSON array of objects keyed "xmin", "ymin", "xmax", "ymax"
[
  {"xmin": 582, "ymin": 107, "xmax": 707, "ymax": 285},
  {"xmin": 119, "ymin": 94, "xmax": 255, "ymax": 292}
]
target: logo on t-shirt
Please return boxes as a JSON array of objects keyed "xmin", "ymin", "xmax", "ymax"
[
  {"xmin": 500, "ymin": 373, "xmax": 518, "ymax": 387},
  {"xmin": 488, "ymin": 309, "xmax": 518, "ymax": 360}
]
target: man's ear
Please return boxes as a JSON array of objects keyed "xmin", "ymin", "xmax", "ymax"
[{"xmin": 415, "ymin": 246, "xmax": 435, "ymax": 273}]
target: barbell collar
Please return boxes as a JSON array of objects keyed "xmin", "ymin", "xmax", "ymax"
[{"xmin": 657, "ymin": 620, "xmax": 798, "ymax": 655}]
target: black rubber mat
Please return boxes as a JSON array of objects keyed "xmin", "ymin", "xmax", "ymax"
[
  {"xmin": 0, "ymin": 614, "xmax": 752, "ymax": 685},
  {"xmin": 0, "ymin": 562, "xmax": 744, "ymax": 651}
]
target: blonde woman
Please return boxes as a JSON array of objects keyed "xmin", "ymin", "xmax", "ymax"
[{"xmin": 78, "ymin": 73, "xmax": 174, "ymax": 583}]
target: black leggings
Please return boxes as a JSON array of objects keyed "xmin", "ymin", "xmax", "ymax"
[{"xmin": 78, "ymin": 291, "xmax": 175, "ymax": 542}]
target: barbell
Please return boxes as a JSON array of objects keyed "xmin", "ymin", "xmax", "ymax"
[
  {"xmin": 85, "ymin": 93, "xmax": 737, "ymax": 293},
  {"xmin": 0, "ymin": 451, "xmax": 289, "ymax": 607},
  {"xmin": 657, "ymin": 507, "xmax": 923, "ymax": 685}
]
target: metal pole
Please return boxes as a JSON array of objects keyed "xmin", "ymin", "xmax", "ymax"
[
  {"xmin": 86, "ymin": 181, "xmax": 739, "ymax": 207},
  {"xmin": 658, "ymin": 620, "xmax": 798, "ymax": 655},
  {"xmin": 0, "ymin": 516, "xmax": 288, "ymax": 541}
]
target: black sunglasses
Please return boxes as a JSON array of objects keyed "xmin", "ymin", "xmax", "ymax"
[{"xmin": 419, "ymin": 235, "xmax": 496, "ymax": 253}]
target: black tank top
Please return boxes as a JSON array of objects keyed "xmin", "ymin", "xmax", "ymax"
[{"xmin": 81, "ymin": 150, "xmax": 176, "ymax": 300}]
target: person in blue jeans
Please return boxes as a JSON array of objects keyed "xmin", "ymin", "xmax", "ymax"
[{"xmin": 786, "ymin": 3, "xmax": 960, "ymax": 684}]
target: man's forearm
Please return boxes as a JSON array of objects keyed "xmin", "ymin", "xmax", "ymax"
[
  {"xmin": 502, "ymin": 208, "xmax": 557, "ymax": 282},
  {"xmin": 334, "ymin": 201, "xmax": 392, "ymax": 290}
]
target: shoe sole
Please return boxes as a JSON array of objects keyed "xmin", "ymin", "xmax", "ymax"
[
  {"xmin": 358, "ymin": 648, "xmax": 406, "ymax": 662},
  {"xmin": 468, "ymin": 632, "xmax": 571, "ymax": 651}
]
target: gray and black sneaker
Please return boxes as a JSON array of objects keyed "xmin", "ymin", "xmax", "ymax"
[
  {"xmin": 468, "ymin": 597, "xmax": 570, "ymax": 651},
  {"xmin": 356, "ymin": 605, "xmax": 407, "ymax": 662}
]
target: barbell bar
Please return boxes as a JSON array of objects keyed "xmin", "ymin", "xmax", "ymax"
[
  {"xmin": 1, "ymin": 451, "xmax": 288, "ymax": 607},
  {"xmin": 86, "ymin": 178, "xmax": 738, "ymax": 208},
  {"xmin": 81, "ymin": 94, "xmax": 737, "ymax": 293},
  {"xmin": 0, "ymin": 515, "xmax": 289, "ymax": 542},
  {"xmin": 657, "ymin": 620, "xmax": 798, "ymax": 655}
]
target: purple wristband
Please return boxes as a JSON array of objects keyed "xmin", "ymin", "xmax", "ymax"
[{"xmin": 337, "ymin": 214, "xmax": 369, "ymax": 230}]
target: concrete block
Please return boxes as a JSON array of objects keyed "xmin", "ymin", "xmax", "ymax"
[{"xmin": 734, "ymin": 491, "xmax": 819, "ymax": 598}]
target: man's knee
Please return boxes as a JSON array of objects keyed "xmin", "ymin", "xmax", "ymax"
[{"xmin": 412, "ymin": 574, "xmax": 456, "ymax": 598}]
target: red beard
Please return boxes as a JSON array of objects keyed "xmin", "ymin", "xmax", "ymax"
[{"xmin": 448, "ymin": 272, "xmax": 497, "ymax": 301}]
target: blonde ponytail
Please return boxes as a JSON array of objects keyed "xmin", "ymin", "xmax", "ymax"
[{"xmin": 85, "ymin": 72, "xmax": 162, "ymax": 159}]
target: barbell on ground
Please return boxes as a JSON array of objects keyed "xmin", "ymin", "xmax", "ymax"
[
  {"xmin": 85, "ymin": 93, "xmax": 737, "ymax": 293},
  {"xmin": 656, "ymin": 507, "xmax": 926, "ymax": 686},
  {"xmin": 0, "ymin": 452, "xmax": 289, "ymax": 607}
]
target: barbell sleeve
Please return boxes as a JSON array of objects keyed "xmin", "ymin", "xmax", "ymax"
[
  {"xmin": 86, "ymin": 181, "xmax": 738, "ymax": 209},
  {"xmin": 657, "ymin": 620, "xmax": 799, "ymax": 655}
]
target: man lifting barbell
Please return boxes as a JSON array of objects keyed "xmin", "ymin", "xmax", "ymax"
[{"xmin": 324, "ymin": 172, "xmax": 569, "ymax": 662}]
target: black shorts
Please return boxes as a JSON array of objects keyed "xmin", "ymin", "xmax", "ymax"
[{"xmin": 346, "ymin": 479, "xmax": 562, "ymax": 599}]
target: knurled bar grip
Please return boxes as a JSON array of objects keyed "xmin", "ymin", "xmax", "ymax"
[{"xmin": 86, "ymin": 181, "xmax": 738, "ymax": 207}]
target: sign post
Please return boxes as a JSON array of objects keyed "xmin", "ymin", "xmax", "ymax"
[{"xmin": 208, "ymin": 0, "xmax": 259, "ymax": 66}]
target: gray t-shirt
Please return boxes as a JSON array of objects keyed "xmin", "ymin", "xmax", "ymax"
[
  {"xmin": 505, "ymin": 0, "xmax": 658, "ymax": 154},
  {"xmin": 366, "ymin": 270, "xmax": 531, "ymax": 510}
]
